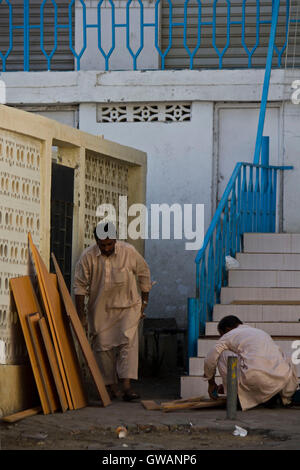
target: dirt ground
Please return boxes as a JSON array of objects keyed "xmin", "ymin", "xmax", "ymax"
[
  {"xmin": 1, "ymin": 374, "xmax": 300, "ymax": 451},
  {"xmin": 0, "ymin": 424, "xmax": 293, "ymax": 451}
]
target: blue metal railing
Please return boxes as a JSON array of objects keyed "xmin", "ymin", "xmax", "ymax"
[
  {"xmin": 187, "ymin": 0, "xmax": 295, "ymax": 360},
  {"xmin": 188, "ymin": 153, "xmax": 293, "ymax": 358},
  {"xmin": 0, "ymin": 0, "xmax": 299, "ymax": 72}
]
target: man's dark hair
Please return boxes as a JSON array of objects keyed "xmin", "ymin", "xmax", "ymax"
[{"xmin": 217, "ymin": 315, "xmax": 243, "ymax": 334}]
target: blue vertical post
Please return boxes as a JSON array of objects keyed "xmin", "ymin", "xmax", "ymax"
[
  {"xmin": 23, "ymin": 0, "xmax": 30, "ymax": 71},
  {"xmin": 187, "ymin": 297, "xmax": 199, "ymax": 371},
  {"xmin": 261, "ymin": 136, "xmax": 270, "ymax": 232},
  {"xmin": 253, "ymin": 0, "xmax": 280, "ymax": 165}
]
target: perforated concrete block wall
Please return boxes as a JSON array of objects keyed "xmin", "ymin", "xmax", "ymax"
[
  {"xmin": 0, "ymin": 129, "xmax": 41, "ymax": 365},
  {"xmin": 84, "ymin": 151, "xmax": 129, "ymax": 248}
]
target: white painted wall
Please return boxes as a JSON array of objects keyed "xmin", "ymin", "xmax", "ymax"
[
  {"xmin": 282, "ymin": 102, "xmax": 300, "ymax": 233},
  {"xmin": 80, "ymin": 102, "xmax": 213, "ymax": 323},
  {"xmin": 2, "ymin": 68, "xmax": 300, "ymax": 326},
  {"xmin": 216, "ymin": 104, "xmax": 281, "ymax": 201}
]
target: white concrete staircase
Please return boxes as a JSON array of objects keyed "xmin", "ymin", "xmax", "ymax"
[{"xmin": 181, "ymin": 233, "xmax": 300, "ymax": 399}]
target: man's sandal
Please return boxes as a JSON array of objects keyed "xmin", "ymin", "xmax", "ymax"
[{"xmin": 122, "ymin": 390, "xmax": 140, "ymax": 402}]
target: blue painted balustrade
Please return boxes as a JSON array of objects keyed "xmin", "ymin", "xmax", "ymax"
[
  {"xmin": 0, "ymin": 0, "xmax": 299, "ymax": 72},
  {"xmin": 188, "ymin": 157, "xmax": 293, "ymax": 358}
]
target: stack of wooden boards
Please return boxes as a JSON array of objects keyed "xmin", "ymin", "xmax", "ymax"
[
  {"xmin": 141, "ymin": 396, "xmax": 226, "ymax": 413},
  {"xmin": 5, "ymin": 233, "xmax": 110, "ymax": 421}
]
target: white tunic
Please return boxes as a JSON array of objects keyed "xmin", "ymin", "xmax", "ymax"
[
  {"xmin": 204, "ymin": 324, "xmax": 298, "ymax": 410},
  {"xmin": 73, "ymin": 241, "xmax": 152, "ymax": 352}
]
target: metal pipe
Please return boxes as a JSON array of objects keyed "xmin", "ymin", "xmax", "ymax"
[
  {"xmin": 253, "ymin": 0, "xmax": 280, "ymax": 165},
  {"xmin": 187, "ymin": 297, "xmax": 199, "ymax": 364},
  {"xmin": 226, "ymin": 356, "xmax": 238, "ymax": 420}
]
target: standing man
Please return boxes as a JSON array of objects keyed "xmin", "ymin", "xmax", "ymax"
[
  {"xmin": 204, "ymin": 315, "xmax": 299, "ymax": 410},
  {"xmin": 74, "ymin": 222, "xmax": 152, "ymax": 401}
]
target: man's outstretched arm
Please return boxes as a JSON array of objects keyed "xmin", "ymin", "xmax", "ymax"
[{"xmin": 75, "ymin": 294, "xmax": 88, "ymax": 333}]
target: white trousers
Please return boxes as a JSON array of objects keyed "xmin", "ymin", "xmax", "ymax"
[{"xmin": 93, "ymin": 330, "xmax": 139, "ymax": 385}]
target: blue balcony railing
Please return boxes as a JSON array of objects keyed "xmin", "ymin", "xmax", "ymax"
[{"xmin": 0, "ymin": 1, "xmax": 299, "ymax": 72}]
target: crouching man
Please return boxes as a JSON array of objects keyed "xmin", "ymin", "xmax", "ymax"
[{"xmin": 204, "ymin": 315, "xmax": 299, "ymax": 410}]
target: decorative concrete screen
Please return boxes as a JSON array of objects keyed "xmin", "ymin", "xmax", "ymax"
[
  {"xmin": 0, "ymin": 129, "xmax": 41, "ymax": 365},
  {"xmin": 0, "ymin": 105, "xmax": 147, "ymax": 366},
  {"xmin": 84, "ymin": 151, "xmax": 129, "ymax": 249}
]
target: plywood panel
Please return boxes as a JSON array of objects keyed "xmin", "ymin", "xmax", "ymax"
[
  {"xmin": 2, "ymin": 406, "xmax": 42, "ymax": 423},
  {"xmin": 28, "ymin": 235, "xmax": 73, "ymax": 409},
  {"xmin": 52, "ymin": 253, "xmax": 111, "ymax": 407},
  {"xmin": 39, "ymin": 316, "xmax": 68, "ymax": 413},
  {"xmin": 26, "ymin": 312, "xmax": 59, "ymax": 414},
  {"xmin": 28, "ymin": 233, "xmax": 87, "ymax": 410},
  {"xmin": 10, "ymin": 276, "xmax": 52, "ymax": 415}
]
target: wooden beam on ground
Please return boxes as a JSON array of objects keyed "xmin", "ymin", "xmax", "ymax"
[
  {"xmin": 28, "ymin": 233, "xmax": 87, "ymax": 410},
  {"xmin": 51, "ymin": 253, "xmax": 111, "ymax": 407},
  {"xmin": 2, "ymin": 406, "xmax": 42, "ymax": 423},
  {"xmin": 10, "ymin": 276, "xmax": 60, "ymax": 415},
  {"xmin": 141, "ymin": 400, "xmax": 162, "ymax": 411},
  {"xmin": 161, "ymin": 396, "xmax": 207, "ymax": 406},
  {"xmin": 161, "ymin": 399, "xmax": 226, "ymax": 413}
]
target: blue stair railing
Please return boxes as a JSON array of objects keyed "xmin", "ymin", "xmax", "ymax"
[
  {"xmin": 187, "ymin": 0, "xmax": 294, "ymax": 360},
  {"xmin": 188, "ymin": 155, "xmax": 293, "ymax": 358}
]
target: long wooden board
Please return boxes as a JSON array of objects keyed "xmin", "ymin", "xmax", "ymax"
[
  {"xmin": 28, "ymin": 233, "xmax": 87, "ymax": 410},
  {"xmin": 10, "ymin": 277, "xmax": 58, "ymax": 415},
  {"xmin": 2, "ymin": 406, "xmax": 42, "ymax": 423},
  {"xmin": 26, "ymin": 313, "xmax": 57, "ymax": 414},
  {"xmin": 141, "ymin": 400, "xmax": 162, "ymax": 411},
  {"xmin": 28, "ymin": 237, "xmax": 73, "ymax": 410},
  {"xmin": 162, "ymin": 399, "xmax": 226, "ymax": 413},
  {"xmin": 39, "ymin": 317, "xmax": 68, "ymax": 413},
  {"xmin": 161, "ymin": 396, "xmax": 207, "ymax": 406},
  {"xmin": 51, "ymin": 253, "xmax": 111, "ymax": 407}
]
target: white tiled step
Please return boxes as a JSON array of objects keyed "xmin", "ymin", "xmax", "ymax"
[
  {"xmin": 189, "ymin": 357, "xmax": 221, "ymax": 376},
  {"xmin": 243, "ymin": 233, "xmax": 300, "ymax": 254},
  {"xmin": 213, "ymin": 304, "xmax": 300, "ymax": 322},
  {"xmin": 189, "ymin": 356, "xmax": 300, "ymax": 377},
  {"xmin": 206, "ymin": 321, "xmax": 300, "ymax": 337},
  {"xmin": 228, "ymin": 270, "xmax": 300, "ymax": 288},
  {"xmin": 236, "ymin": 253, "xmax": 300, "ymax": 271},
  {"xmin": 197, "ymin": 338, "xmax": 298, "ymax": 358},
  {"xmin": 181, "ymin": 376, "xmax": 222, "ymax": 399},
  {"xmin": 221, "ymin": 287, "xmax": 300, "ymax": 304}
]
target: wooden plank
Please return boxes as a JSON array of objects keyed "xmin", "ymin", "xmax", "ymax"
[
  {"xmin": 2, "ymin": 406, "xmax": 42, "ymax": 423},
  {"xmin": 51, "ymin": 253, "xmax": 111, "ymax": 407},
  {"xmin": 26, "ymin": 312, "xmax": 59, "ymax": 414},
  {"xmin": 161, "ymin": 396, "xmax": 207, "ymax": 406},
  {"xmin": 141, "ymin": 400, "xmax": 162, "ymax": 411},
  {"xmin": 28, "ymin": 238, "xmax": 73, "ymax": 410},
  {"xmin": 162, "ymin": 399, "xmax": 226, "ymax": 413},
  {"xmin": 39, "ymin": 317, "xmax": 68, "ymax": 413},
  {"xmin": 28, "ymin": 233, "xmax": 87, "ymax": 410},
  {"xmin": 10, "ymin": 276, "xmax": 52, "ymax": 415}
]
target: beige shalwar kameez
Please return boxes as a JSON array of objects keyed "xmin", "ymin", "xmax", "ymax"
[
  {"xmin": 204, "ymin": 324, "xmax": 298, "ymax": 410},
  {"xmin": 74, "ymin": 241, "xmax": 152, "ymax": 384}
]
